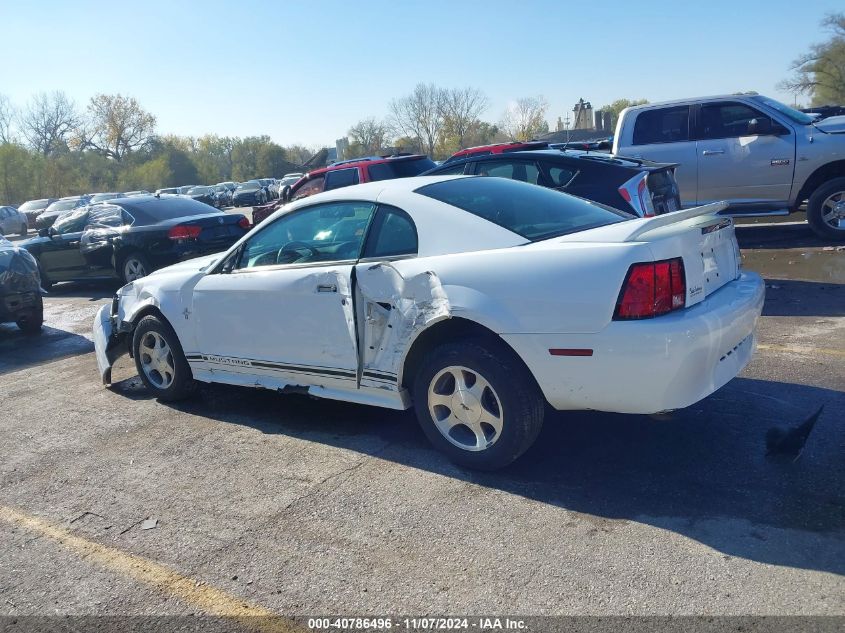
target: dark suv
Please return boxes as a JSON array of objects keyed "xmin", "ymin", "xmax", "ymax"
[
  {"xmin": 426, "ymin": 146, "xmax": 681, "ymax": 217},
  {"xmin": 251, "ymin": 154, "xmax": 437, "ymax": 225}
]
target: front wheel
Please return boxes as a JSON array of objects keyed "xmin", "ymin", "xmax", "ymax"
[
  {"xmin": 807, "ymin": 177, "xmax": 845, "ymax": 241},
  {"xmin": 132, "ymin": 315, "xmax": 196, "ymax": 401},
  {"xmin": 16, "ymin": 297, "xmax": 43, "ymax": 335},
  {"xmin": 412, "ymin": 339, "xmax": 545, "ymax": 470}
]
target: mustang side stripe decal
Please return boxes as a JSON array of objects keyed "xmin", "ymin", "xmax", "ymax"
[{"xmin": 188, "ymin": 355, "xmax": 358, "ymax": 379}]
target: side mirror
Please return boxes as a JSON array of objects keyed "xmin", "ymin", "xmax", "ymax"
[{"xmin": 747, "ymin": 117, "xmax": 772, "ymax": 135}]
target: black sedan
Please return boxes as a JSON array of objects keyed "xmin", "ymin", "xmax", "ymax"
[
  {"xmin": 19, "ymin": 196, "xmax": 250, "ymax": 288},
  {"xmin": 424, "ymin": 149, "xmax": 681, "ymax": 217},
  {"xmin": 231, "ymin": 181, "xmax": 267, "ymax": 207},
  {"xmin": 0, "ymin": 236, "xmax": 43, "ymax": 333},
  {"xmin": 186, "ymin": 186, "xmax": 219, "ymax": 208}
]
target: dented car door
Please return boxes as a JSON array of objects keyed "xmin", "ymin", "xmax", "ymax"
[{"xmin": 189, "ymin": 201, "xmax": 376, "ymax": 392}]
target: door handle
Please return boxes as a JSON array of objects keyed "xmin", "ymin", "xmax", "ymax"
[
  {"xmin": 316, "ymin": 284, "xmax": 337, "ymax": 293},
  {"xmin": 701, "ymin": 149, "xmax": 725, "ymax": 156}
]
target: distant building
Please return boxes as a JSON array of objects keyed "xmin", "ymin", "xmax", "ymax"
[{"xmin": 538, "ymin": 98, "xmax": 614, "ymax": 145}]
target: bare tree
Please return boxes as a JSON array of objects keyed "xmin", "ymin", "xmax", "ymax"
[
  {"xmin": 19, "ymin": 91, "xmax": 80, "ymax": 155},
  {"xmin": 0, "ymin": 94, "xmax": 15, "ymax": 144},
  {"xmin": 79, "ymin": 94, "xmax": 157, "ymax": 161},
  {"xmin": 779, "ymin": 13, "xmax": 845, "ymax": 105},
  {"xmin": 500, "ymin": 96, "xmax": 549, "ymax": 141},
  {"xmin": 348, "ymin": 117, "xmax": 390, "ymax": 155},
  {"xmin": 389, "ymin": 83, "xmax": 445, "ymax": 157},
  {"xmin": 440, "ymin": 87, "xmax": 489, "ymax": 149}
]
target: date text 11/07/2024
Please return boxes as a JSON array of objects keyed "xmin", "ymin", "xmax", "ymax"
[{"xmin": 307, "ymin": 617, "xmax": 527, "ymax": 631}]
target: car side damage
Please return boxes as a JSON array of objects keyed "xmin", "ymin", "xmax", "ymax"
[{"xmin": 356, "ymin": 263, "xmax": 451, "ymax": 389}]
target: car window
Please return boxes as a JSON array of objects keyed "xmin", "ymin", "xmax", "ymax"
[
  {"xmin": 291, "ymin": 176, "xmax": 325, "ymax": 201},
  {"xmin": 52, "ymin": 208, "xmax": 90, "ymax": 234},
  {"xmin": 237, "ymin": 201, "xmax": 376, "ymax": 269},
  {"xmin": 88, "ymin": 204, "xmax": 128, "ymax": 227},
  {"xmin": 367, "ymin": 157, "xmax": 437, "ymax": 181},
  {"xmin": 476, "ymin": 160, "xmax": 541, "ymax": 184},
  {"xmin": 364, "ymin": 205, "xmax": 418, "ymax": 258},
  {"xmin": 699, "ymin": 102, "xmax": 771, "ymax": 139},
  {"xmin": 632, "ymin": 106, "xmax": 690, "ymax": 145},
  {"xmin": 416, "ymin": 177, "xmax": 627, "ymax": 241},
  {"xmin": 543, "ymin": 164, "xmax": 578, "ymax": 188},
  {"xmin": 0, "ymin": 208, "xmax": 8, "ymax": 219},
  {"xmin": 431, "ymin": 162, "xmax": 469, "ymax": 176},
  {"xmin": 324, "ymin": 168, "xmax": 359, "ymax": 191}
]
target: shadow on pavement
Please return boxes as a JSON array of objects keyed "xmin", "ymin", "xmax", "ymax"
[
  {"xmin": 760, "ymin": 279, "xmax": 845, "ymax": 317},
  {"xmin": 109, "ymin": 374, "xmax": 845, "ymax": 576},
  {"xmin": 0, "ymin": 324, "xmax": 93, "ymax": 375}
]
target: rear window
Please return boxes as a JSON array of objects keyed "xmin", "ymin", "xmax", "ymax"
[
  {"xmin": 118, "ymin": 198, "xmax": 218, "ymax": 224},
  {"xmin": 632, "ymin": 106, "xmax": 690, "ymax": 145},
  {"xmin": 416, "ymin": 177, "xmax": 627, "ymax": 241},
  {"xmin": 325, "ymin": 168, "xmax": 359, "ymax": 191},
  {"xmin": 368, "ymin": 157, "xmax": 437, "ymax": 181}
]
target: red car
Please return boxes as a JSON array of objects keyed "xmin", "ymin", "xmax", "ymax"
[
  {"xmin": 250, "ymin": 154, "xmax": 436, "ymax": 226},
  {"xmin": 444, "ymin": 141, "xmax": 552, "ymax": 163}
]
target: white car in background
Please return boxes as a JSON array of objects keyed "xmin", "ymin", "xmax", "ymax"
[
  {"xmin": 94, "ymin": 176, "xmax": 764, "ymax": 470},
  {"xmin": 0, "ymin": 205, "xmax": 28, "ymax": 236}
]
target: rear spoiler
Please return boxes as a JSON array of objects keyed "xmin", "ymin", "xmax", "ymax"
[{"xmin": 624, "ymin": 202, "xmax": 728, "ymax": 242}]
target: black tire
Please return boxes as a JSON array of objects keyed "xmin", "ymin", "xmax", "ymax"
[
  {"xmin": 807, "ymin": 177, "xmax": 845, "ymax": 241},
  {"xmin": 412, "ymin": 338, "xmax": 545, "ymax": 470},
  {"xmin": 120, "ymin": 251, "xmax": 152, "ymax": 284},
  {"xmin": 131, "ymin": 315, "xmax": 196, "ymax": 401},
  {"xmin": 16, "ymin": 296, "xmax": 43, "ymax": 335}
]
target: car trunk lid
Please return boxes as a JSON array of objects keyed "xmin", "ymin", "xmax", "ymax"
[{"xmin": 556, "ymin": 202, "xmax": 740, "ymax": 306}]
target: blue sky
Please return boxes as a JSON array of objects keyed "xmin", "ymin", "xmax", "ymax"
[{"xmin": 1, "ymin": 0, "xmax": 838, "ymax": 146}]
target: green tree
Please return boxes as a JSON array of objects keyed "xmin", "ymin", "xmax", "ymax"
[
  {"xmin": 780, "ymin": 13, "xmax": 845, "ymax": 105},
  {"xmin": 599, "ymin": 98, "xmax": 650, "ymax": 131},
  {"xmin": 77, "ymin": 94, "xmax": 156, "ymax": 161},
  {"xmin": 0, "ymin": 143, "xmax": 33, "ymax": 204}
]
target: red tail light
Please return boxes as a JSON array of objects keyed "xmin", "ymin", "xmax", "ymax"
[
  {"xmin": 168, "ymin": 225, "xmax": 202, "ymax": 240},
  {"xmin": 614, "ymin": 258, "xmax": 686, "ymax": 320},
  {"xmin": 237, "ymin": 216, "xmax": 251, "ymax": 230}
]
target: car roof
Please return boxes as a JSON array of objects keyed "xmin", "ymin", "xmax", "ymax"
[
  {"xmin": 435, "ymin": 148, "xmax": 668, "ymax": 170},
  {"xmin": 623, "ymin": 94, "xmax": 766, "ymax": 110},
  {"xmin": 306, "ymin": 154, "xmax": 429, "ymax": 177}
]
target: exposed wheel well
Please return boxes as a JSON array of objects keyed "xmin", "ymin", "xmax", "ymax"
[
  {"xmin": 400, "ymin": 317, "xmax": 540, "ymax": 394},
  {"xmin": 795, "ymin": 161, "xmax": 845, "ymax": 208}
]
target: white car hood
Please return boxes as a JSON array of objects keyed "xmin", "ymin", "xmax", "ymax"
[{"xmin": 147, "ymin": 253, "xmax": 221, "ymax": 277}]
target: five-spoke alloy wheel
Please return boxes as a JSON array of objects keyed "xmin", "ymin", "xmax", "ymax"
[
  {"xmin": 413, "ymin": 339, "xmax": 545, "ymax": 470},
  {"xmin": 132, "ymin": 315, "xmax": 196, "ymax": 401}
]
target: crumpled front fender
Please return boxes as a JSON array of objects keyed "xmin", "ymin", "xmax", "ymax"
[{"xmin": 93, "ymin": 304, "xmax": 129, "ymax": 385}]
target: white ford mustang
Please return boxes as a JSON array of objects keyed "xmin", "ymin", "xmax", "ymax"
[{"xmin": 94, "ymin": 175, "xmax": 764, "ymax": 469}]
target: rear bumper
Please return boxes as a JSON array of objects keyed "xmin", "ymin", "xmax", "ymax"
[
  {"xmin": 502, "ymin": 271, "xmax": 765, "ymax": 414},
  {"xmin": 0, "ymin": 291, "xmax": 40, "ymax": 323}
]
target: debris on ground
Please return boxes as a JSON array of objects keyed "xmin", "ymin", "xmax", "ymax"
[{"xmin": 140, "ymin": 518, "xmax": 158, "ymax": 530}]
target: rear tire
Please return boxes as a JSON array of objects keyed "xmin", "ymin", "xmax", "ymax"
[
  {"xmin": 132, "ymin": 315, "xmax": 196, "ymax": 401},
  {"xmin": 120, "ymin": 252, "xmax": 151, "ymax": 284},
  {"xmin": 807, "ymin": 177, "xmax": 845, "ymax": 241},
  {"xmin": 16, "ymin": 296, "xmax": 43, "ymax": 335},
  {"xmin": 412, "ymin": 338, "xmax": 545, "ymax": 470}
]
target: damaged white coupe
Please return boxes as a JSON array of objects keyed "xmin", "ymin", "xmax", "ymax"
[{"xmin": 94, "ymin": 175, "xmax": 764, "ymax": 469}]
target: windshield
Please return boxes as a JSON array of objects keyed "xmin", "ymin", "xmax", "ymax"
[
  {"xmin": 45, "ymin": 199, "xmax": 80, "ymax": 213},
  {"xmin": 19, "ymin": 199, "xmax": 50, "ymax": 212},
  {"xmin": 416, "ymin": 177, "xmax": 628, "ymax": 241},
  {"xmin": 751, "ymin": 96, "xmax": 814, "ymax": 125}
]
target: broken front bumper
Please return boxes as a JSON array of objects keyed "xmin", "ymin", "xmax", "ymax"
[{"xmin": 93, "ymin": 304, "xmax": 129, "ymax": 385}]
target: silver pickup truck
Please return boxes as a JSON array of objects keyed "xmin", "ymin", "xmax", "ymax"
[{"xmin": 614, "ymin": 94, "xmax": 845, "ymax": 240}]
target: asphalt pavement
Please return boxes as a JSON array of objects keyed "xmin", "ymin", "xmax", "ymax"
[{"xmin": 0, "ymin": 218, "xmax": 842, "ymax": 626}]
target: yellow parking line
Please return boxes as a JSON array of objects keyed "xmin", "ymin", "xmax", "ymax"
[
  {"xmin": 0, "ymin": 504, "xmax": 303, "ymax": 633},
  {"xmin": 757, "ymin": 343, "xmax": 845, "ymax": 358}
]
